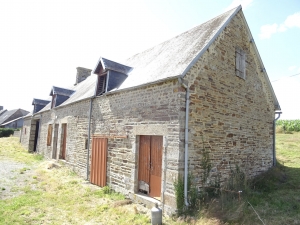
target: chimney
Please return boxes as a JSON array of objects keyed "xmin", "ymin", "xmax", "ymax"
[
  {"xmin": 75, "ymin": 67, "xmax": 92, "ymax": 85},
  {"xmin": 0, "ymin": 106, "xmax": 3, "ymax": 110}
]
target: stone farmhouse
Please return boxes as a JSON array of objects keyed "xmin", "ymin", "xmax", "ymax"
[{"xmin": 21, "ymin": 6, "xmax": 281, "ymax": 213}]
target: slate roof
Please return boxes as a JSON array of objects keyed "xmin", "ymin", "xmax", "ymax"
[
  {"xmin": 0, "ymin": 109, "xmax": 19, "ymax": 125},
  {"xmin": 0, "ymin": 109, "xmax": 29, "ymax": 125},
  {"xmin": 32, "ymin": 98, "xmax": 51, "ymax": 106},
  {"xmin": 50, "ymin": 86, "xmax": 75, "ymax": 97},
  {"xmin": 34, "ymin": 5, "xmax": 280, "ymax": 112},
  {"xmin": 94, "ymin": 57, "xmax": 133, "ymax": 75},
  {"xmin": 119, "ymin": 6, "xmax": 240, "ymax": 90}
]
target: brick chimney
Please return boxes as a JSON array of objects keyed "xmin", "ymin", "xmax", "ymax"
[{"xmin": 75, "ymin": 67, "xmax": 92, "ymax": 85}]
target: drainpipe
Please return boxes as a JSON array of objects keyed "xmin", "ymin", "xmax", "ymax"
[
  {"xmin": 273, "ymin": 112, "xmax": 282, "ymax": 166},
  {"xmin": 86, "ymin": 97, "xmax": 94, "ymax": 180},
  {"xmin": 179, "ymin": 78, "xmax": 190, "ymax": 207}
]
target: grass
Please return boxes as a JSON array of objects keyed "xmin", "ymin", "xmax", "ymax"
[{"xmin": 1, "ymin": 134, "xmax": 300, "ymax": 224}]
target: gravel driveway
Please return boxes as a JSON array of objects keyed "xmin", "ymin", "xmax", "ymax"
[{"xmin": 0, "ymin": 158, "xmax": 36, "ymax": 200}]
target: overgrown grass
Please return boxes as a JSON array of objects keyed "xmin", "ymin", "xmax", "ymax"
[
  {"xmin": 0, "ymin": 137, "xmax": 43, "ymax": 164},
  {"xmin": 0, "ymin": 137, "xmax": 150, "ymax": 225}
]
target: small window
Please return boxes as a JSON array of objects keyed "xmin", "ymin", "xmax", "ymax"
[
  {"xmin": 47, "ymin": 124, "xmax": 53, "ymax": 146},
  {"xmin": 235, "ymin": 47, "xmax": 246, "ymax": 79},
  {"xmin": 24, "ymin": 128, "xmax": 26, "ymax": 135},
  {"xmin": 96, "ymin": 74, "xmax": 107, "ymax": 96}
]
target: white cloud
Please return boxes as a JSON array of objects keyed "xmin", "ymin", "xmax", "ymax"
[
  {"xmin": 284, "ymin": 12, "xmax": 300, "ymax": 28},
  {"xmin": 259, "ymin": 24, "xmax": 278, "ymax": 39},
  {"xmin": 259, "ymin": 12, "xmax": 300, "ymax": 39},
  {"xmin": 288, "ymin": 66, "xmax": 297, "ymax": 71},
  {"xmin": 225, "ymin": 0, "xmax": 253, "ymax": 11}
]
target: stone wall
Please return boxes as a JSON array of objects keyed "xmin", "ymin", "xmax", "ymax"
[
  {"xmin": 37, "ymin": 99, "xmax": 90, "ymax": 177},
  {"xmin": 184, "ymin": 11, "xmax": 275, "ymax": 187},
  {"xmin": 91, "ymin": 79, "xmax": 185, "ymax": 213},
  {"xmin": 20, "ymin": 117, "xmax": 31, "ymax": 149},
  {"xmin": 31, "ymin": 79, "xmax": 184, "ymax": 214}
]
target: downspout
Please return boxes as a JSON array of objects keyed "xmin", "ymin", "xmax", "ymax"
[
  {"xmin": 179, "ymin": 78, "xmax": 190, "ymax": 207},
  {"xmin": 86, "ymin": 97, "xmax": 94, "ymax": 180},
  {"xmin": 273, "ymin": 112, "xmax": 282, "ymax": 166}
]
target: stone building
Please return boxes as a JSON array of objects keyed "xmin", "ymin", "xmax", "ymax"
[{"xmin": 21, "ymin": 6, "xmax": 281, "ymax": 214}]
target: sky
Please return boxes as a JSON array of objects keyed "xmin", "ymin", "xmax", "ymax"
[{"xmin": 0, "ymin": 0, "xmax": 299, "ymax": 119}]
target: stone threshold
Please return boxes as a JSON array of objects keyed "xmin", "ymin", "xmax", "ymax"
[{"xmin": 129, "ymin": 192, "xmax": 161, "ymax": 209}]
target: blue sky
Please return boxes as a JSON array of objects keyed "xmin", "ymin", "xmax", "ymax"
[{"xmin": 0, "ymin": 0, "xmax": 299, "ymax": 119}]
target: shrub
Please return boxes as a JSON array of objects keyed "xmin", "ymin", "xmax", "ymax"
[{"xmin": 0, "ymin": 128, "xmax": 14, "ymax": 137}]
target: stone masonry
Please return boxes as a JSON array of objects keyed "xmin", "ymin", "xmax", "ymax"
[{"xmin": 184, "ymin": 11, "xmax": 275, "ymax": 187}]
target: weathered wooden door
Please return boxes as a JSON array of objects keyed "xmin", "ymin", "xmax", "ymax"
[
  {"xmin": 60, "ymin": 124, "xmax": 67, "ymax": 160},
  {"xmin": 138, "ymin": 135, "xmax": 163, "ymax": 198},
  {"xmin": 52, "ymin": 124, "xmax": 59, "ymax": 159},
  {"xmin": 90, "ymin": 137, "xmax": 107, "ymax": 187}
]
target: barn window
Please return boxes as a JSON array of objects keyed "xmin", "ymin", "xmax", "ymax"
[
  {"xmin": 96, "ymin": 74, "xmax": 107, "ymax": 96},
  {"xmin": 47, "ymin": 124, "xmax": 53, "ymax": 146},
  {"xmin": 235, "ymin": 47, "xmax": 246, "ymax": 79}
]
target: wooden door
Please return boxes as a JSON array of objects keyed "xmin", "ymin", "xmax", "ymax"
[
  {"xmin": 138, "ymin": 135, "xmax": 163, "ymax": 199},
  {"xmin": 60, "ymin": 124, "xmax": 67, "ymax": 160},
  {"xmin": 90, "ymin": 137, "xmax": 107, "ymax": 187},
  {"xmin": 149, "ymin": 136, "xmax": 163, "ymax": 198}
]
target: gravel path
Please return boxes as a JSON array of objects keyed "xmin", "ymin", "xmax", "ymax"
[{"xmin": 0, "ymin": 158, "xmax": 36, "ymax": 199}]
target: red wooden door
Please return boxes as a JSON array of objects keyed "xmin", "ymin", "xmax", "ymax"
[
  {"xmin": 90, "ymin": 137, "xmax": 107, "ymax": 187},
  {"xmin": 138, "ymin": 136, "xmax": 151, "ymax": 185},
  {"xmin": 60, "ymin": 124, "xmax": 67, "ymax": 160},
  {"xmin": 138, "ymin": 135, "xmax": 163, "ymax": 199},
  {"xmin": 149, "ymin": 136, "xmax": 163, "ymax": 198}
]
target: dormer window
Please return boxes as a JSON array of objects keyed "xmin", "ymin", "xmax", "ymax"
[
  {"xmin": 235, "ymin": 47, "xmax": 246, "ymax": 80},
  {"xmin": 96, "ymin": 74, "xmax": 108, "ymax": 96},
  {"xmin": 49, "ymin": 86, "xmax": 75, "ymax": 109},
  {"xmin": 32, "ymin": 99, "xmax": 51, "ymax": 113},
  {"xmin": 93, "ymin": 57, "xmax": 133, "ymax": 96}
]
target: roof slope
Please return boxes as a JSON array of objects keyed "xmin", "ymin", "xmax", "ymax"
[
  {"xmin": 119, "ymin": 6, "xmax": 241, "ymax": 90},
  {"xmin": 34, "ymin": 5, "xmax": 280, "ymax": 112},
  {"xmin": 0, "ymin": 109, "xmax": 29, "ymax": 125}
]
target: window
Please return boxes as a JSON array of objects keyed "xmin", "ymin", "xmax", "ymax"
[
  {"xmin": 24, "ymin": 128, "xmax": 26, "ymax": 135},
  {"xmin": 235, "ymin": 47, "xmax": 246, "ymax": 79},
  {"xmin": 47, "ymin": 124, "xmax": 53, "ymax": 146},
  {"xmin": 96, "ymin": 74, "xmax": 107, "ymax": 96}
]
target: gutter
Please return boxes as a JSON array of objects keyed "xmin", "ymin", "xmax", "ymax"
[
  {"xmin": 273, "ymin": 112, "xmax": 282, "ymax": 166},
  {"xmin": 178, "ymin": 77, "xmax": 190, "ymax": 207}
]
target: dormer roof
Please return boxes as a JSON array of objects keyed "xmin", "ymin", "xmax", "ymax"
[
  {"xmin": 50, "ymin": 86, "xmax": 75, "ymax": 97},
  {"xmin": 93, "ymin": 57, "xmax": 133, "ymax": 75},
  {"xmin": 32, "ymin": 98, "xmax": 51, "ymax": 106}
]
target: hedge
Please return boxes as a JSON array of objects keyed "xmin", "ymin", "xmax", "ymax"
[{"xmin": 0, "ymin": 128, "xmax": 15, "ymax": 137}]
